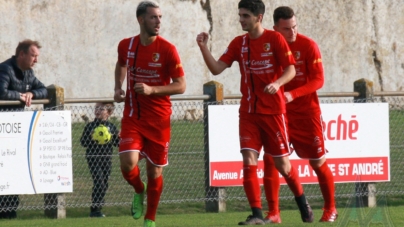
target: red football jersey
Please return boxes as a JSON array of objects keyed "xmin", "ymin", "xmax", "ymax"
[
  {"xmin": 285, "ymin": 33, "xmax": 324, "ymax": 118},
  {"xmin": 117, "ymin": 35, "xmax": 184, "ymax": 119},
  {"xmin": 219, "ymin": 29, "xmax": 295, "ymax": 115}
]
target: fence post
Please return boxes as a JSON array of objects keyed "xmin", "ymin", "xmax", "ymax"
[
  {"xmin": 353, "ymin": 78, "xmax": 376, "ymax": 208},
  {"xmin": 44, "ymin": 84, "xmax": 65, "ymax": 110},
  {"xmin": 353, "ymin": 78, "xmax": 373, "ymax": 101},
  {"xmin": 203, "ymin": 80, "xmax": 226, "ymax": 212},
  {"xmin": 44, "ymin": 84, "xmax": 66, "ymax": 218}
]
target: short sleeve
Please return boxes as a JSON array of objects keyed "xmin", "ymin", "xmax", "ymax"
[
  {"xmin": 166, "ymin": 45, "xmax": 185, "ymax": 79},
  {"xmin": 219, "ymin": 37, "xmax": 241, "ymax": 67}
]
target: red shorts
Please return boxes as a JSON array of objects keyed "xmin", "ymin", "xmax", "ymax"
[
  {"xmin": 239, "ymin": 112, "xmax": 291, "ymax": 157},
  {"xmin": 287, "ymin": 114, "xmax": 326, "ymax": 160},
  {"xmin": 119, "ymin": 116, "xmax": 170, "ymax": 166}
]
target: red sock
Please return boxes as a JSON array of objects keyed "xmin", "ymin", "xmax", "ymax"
[
  {"xmin": 121, "ymin": 166, "xmax": 144, "ymax": 193},
  {"xmin": 283, "ymin": 166, "xmax": 303, "ymax": 197},
  {"xmin": 145, "ymin": 175, "xmax": 163, "ymax": 221},
  {"xmin": 243, "ymin": 165, "xmax": 261, "ymax": 208},
  {"xmin": 313, "ymin": 161, "xmax": 335, "ymax": 209},
  {"xmin": 263, "ymin": 155, "xmax": 280, "ymax": 214}
]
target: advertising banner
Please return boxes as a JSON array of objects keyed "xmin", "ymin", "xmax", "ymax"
[
  {"xmin": 0, "ymin": 111, "xmax": 73, "ymax": 195},
  {"xmin": 208, "ymin": 103, "xmax": 389, "ymax": 186}
]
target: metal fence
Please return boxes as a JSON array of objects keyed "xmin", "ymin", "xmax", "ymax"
[{"xmin": 0, "ymin": 92, "xmax": 403, "ymax": 215}]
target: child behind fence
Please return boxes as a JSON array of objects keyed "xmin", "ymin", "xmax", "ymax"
[{"xmin": 80, "ymin": 102, "xmax": 120, "ymax": 217}]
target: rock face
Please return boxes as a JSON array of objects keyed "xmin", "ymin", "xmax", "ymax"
[{"xmin": 0, "ymin": 0, "xmax": 403, "ymax": 98}]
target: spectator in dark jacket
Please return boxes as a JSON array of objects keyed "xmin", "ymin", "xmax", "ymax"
[
  {"xmin": 80, "ymin": 102, "xmax": 120, "ymax": 218},
  {"xmin": 0, "ymin": 39, "xmax": 48, "ymax": 219},
  {"xmin": 0, "ymin": 39, "xmax": 48, "ymax": 111}
]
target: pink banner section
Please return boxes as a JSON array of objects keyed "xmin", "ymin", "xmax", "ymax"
[{"xmin": 210, "ymin": 157, "xmax": 389, "ymax": 187}]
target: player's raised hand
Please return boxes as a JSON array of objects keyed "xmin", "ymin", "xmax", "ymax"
[
  {"xmin": 114, "ymin": 89, "xmax": 125, "ymax": 102},
  {"xmin": 134, "ymin": 83, "xmax": 154, "ymax": 95},
  {"xmin": 196, "ymin": 32, "xmax": 209, "ymax": 48}
]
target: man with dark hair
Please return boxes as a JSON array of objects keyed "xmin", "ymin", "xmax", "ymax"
[
  {"xmin": 114, "ymin": 1, "xmax": 186, "ymax": 227},
  {"xmin": 0, "ymin": 39, "xmax": 47, "ymax": 219},
  {"xmin": 196, "ymin": 0, "xmax": 313, "ymax": 225},
  {"xmin": 0, "ymin": 39, "xmax": 47, "ymax": 110},
  {"xmin": 265, "ymin": 6, "xmax": 338, "ymax": 223}
]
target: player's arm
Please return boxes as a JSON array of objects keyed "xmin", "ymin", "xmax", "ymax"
[
  {"xmin": 134, "ymin": 76, "xmax": 186, "ymax": 96},
  {"xmin": 264, "ymin": 65, "xmax": 295, "ymax": 94},
  {"xmin": 287, "ymin": 43, "xmax": 324, "ymax": 101},
  {"xmin": 287, "ymin": 71, "xmax": 323, "ymax": 102},
  {"xmin": 196, "ymin": 32, "xmax": 228, "ymax": 75},
  {"xmin": 266, "ymin": 33, "xmax": 296, "ymax": 94},
  {"xmin": 114, "ymin": 61, "xmax": 127, "ymax": 102}
]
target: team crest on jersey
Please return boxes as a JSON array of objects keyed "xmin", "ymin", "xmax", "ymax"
[
  {"xmin": 294, "ymin": 51, "xmax": 301, "ymax": 60},
  {"xmin": 263, "ymin": 43, "xmax": 271, "ymax": 52},
  {"xmin": 152, "ymin": 53, "xmax": 160, "ymax": 62}
]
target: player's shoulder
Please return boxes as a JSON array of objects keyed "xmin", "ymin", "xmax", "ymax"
[
  {"xmin": 156, "ymin": 36, "xmax": 176, "ymax": 47},
  {"xmin": 262, "ymin": 29, "xmax": 287, "ymax": 44},
  {"xmin": 118, "ymin": 36, "xmax": 138, "ymax": 47},
  {"xmin": 264, "ymin": 29, "xmax": 282, "ymax": 38},
  {"xmin": 264, "ymin": 29, "xmax": 277, "ymax": 35},
  {"xmin": 296, "ymin": 33, "xmax": 318, "ymax": 47},
  {"xmin": 229, "ymin": 33, "xmax": 247, "ymax": 45}
]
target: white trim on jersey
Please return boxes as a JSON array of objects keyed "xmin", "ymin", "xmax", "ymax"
[{"xmin": 127, "ymin": 37, "xmax": 135, "ymax": 117}]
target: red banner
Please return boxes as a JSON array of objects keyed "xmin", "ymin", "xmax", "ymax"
[{"xmin": 210, "ymin": 157, "xmax": 389, "ymax": 187}]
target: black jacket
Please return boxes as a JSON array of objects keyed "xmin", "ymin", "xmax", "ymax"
[
  {"xmin": 80, "ymin": 119, "xmax": 120, "ymax": 156},
  {"xmin": 0, "ymin": 56, "xmax": 48, "ymax": 110}
]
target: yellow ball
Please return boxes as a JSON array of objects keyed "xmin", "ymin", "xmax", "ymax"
[{"xmin": 92, "ymin": 124, "xmax": 112, "ymax": 145}]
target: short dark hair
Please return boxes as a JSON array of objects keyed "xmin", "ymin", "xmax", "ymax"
[
  {"xmin": 238, "ymin": 0, "xmax": 265, "ymax": 16},
  {"xmin": 273, "ymin": 6, "xmax": 295, "ymax": 25},
  {"xmin": 15, "ymin": 39, "xmax": 41, "ymax": 56},
  {"xmin": 136, "ymin": 1, "xmax": 159, "ymax": 18}
]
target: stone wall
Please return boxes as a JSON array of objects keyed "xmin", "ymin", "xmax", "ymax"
[{"xmin": 1, "ymin": 0, "xmax": 403, "ymax": 98}]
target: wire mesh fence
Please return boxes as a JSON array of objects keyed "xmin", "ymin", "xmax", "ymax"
[{"xmin": 0, "ymin": 96, "xmax": 403, "ymax": 213}]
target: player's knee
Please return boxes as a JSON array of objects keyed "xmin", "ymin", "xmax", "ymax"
[
  {"xmin": 146, "ymin": 163, "xmax": 162, "ymax": 178},
  {"xmin": 273, "ymin": 157, "xmax": 291, "ymax": 176}
]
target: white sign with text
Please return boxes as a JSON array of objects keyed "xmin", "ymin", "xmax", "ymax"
[
  {"xmin": 208, "ymin": 103, "xmax": 389, "ymax": 186},
  {"xmin": 0, "ymin": 111, "xmax": 73, "ymax": 195}
]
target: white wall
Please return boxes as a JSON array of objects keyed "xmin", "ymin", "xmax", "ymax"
[{"xmin": 1, "ymin": 0, "xmax": 403, "ymax": 98}]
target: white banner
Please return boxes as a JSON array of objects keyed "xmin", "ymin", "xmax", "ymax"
[
  {"xmin": 208, "ymin": 103, "xmax": 390, "ymax": 186},
  {"xmin": 0, "ymin": 111, "xmax": 73, "ymax": 195}
]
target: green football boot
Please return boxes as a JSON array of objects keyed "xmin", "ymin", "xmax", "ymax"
[
  {"xmin": 131, "ymin": 182, "xmax": 147, "ymax": 219},
  {"xmin": 143, "ymin": 219, "xmax": 156, "ymax": 227}
]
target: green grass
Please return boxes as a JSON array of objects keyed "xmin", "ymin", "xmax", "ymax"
[{"xmin": 1, "ymin": 203, "xmax": 404, "ymax": 227}]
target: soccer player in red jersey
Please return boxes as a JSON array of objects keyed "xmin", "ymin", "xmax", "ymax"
[
  {"xmin": 263, "ymin": 6, "xmax": 338, "ymax": 223},
  {"xmin": 113, "ymin": 1, "xmax": 186, "ymax": 227},
  {"xmin": 196, "ymin": 0, "xmax": 313, "ymax": 225}
]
